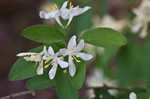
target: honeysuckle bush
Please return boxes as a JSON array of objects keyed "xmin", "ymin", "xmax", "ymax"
[{"xmin": 7, "ymin": 1, "xmax": 131, "ymax": 99}]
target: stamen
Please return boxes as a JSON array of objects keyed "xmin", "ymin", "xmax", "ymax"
[
  {"xmin": 44, "ymin": 65, "xmax": 49, "ymax": 69},
  {"xmin": 45, "ymin": 57, "xmax": 51, "ymax": 64},
  {"xmin": 76, "ymin": 60, "xmax": 81, "ymax": 63},
  {"xmin": 51, "ymin": 64, "xmax": 55, "ymax": 69},
  {"xmin": 75, "ymin": 54, "xmax": 80, "ymax": 58},
  {"xmin": 69, "ymin": 2, "xmax": 74, "ymax": 8},
  {"xmin": 47, "ymin": 8, "xmax": 51, "ymax": 12},
  {"xmin": 73, "ymin": 56, "xmax": 81, "ymax": 63},
  {"xmin": 52, "ymin": 4, "xmax": 58, "ymax": 10}
]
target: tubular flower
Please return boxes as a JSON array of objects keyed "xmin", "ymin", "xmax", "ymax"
[
  {"xmin": 60, "ymin": 1, "xmax": 91, "ymax": 27},
  {"xmin": 39, "ymin": 4, "xmax": 63, "ymax": 27},
  {"xmin": 39, "ymin": 1, "xmax": 91, "ymax": 28},
  {"xmin": 17, "ymin": 46, "xmax": 46, "ymax": 75},
  {"xmin": 43, "ymin": 46, "xmax": 68, "ymax": 80},
  {"xmin": 60, "ymin": 35, "xmax": 93, "ymax": 77},
  {"xmin": 129, "ymin": 92, "xmax": 137, "ymax": 99},
  {"xmin": 131, "ymin": 0, "xmax": 150, "ymax": 38}
]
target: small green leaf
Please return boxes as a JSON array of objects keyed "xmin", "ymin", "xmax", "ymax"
[
  {"xmin": 70, "ymin": 61, "xmax": 86, "ymax": 89},
  {"xmin": 26, "ymin": 72, "xmax": 55, "ymax": 90},
  {"xmin": 9, "ymin": 58, "xmax": 36, "ymax": 81},
  {"xmin": 81, "ymin": 28, "xmax": 127, "ymax": 47},
  {"xmin": 23, "ymin": 25, "xmax": 65, "ymax": 44},
  {"xmin": 55, "ymin": 68, "xmax": 78, "ymax": 99}
]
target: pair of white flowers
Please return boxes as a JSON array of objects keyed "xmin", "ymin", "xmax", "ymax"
[
  {"xmin": 40, "ymin": 1, "xmax": 91, "ymax": 28},
  {"xmin": 17, "ymin": 35, "xmax": 93, "ymax": 80},
  {"xmin": 131, "ymin": 0, "xmax": 150, "ymax": 38}
]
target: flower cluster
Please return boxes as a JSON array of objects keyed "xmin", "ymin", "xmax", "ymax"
[
  {"xmin": 17, "ymin": 35, "xmax": 93, "ymax": 80},
  {"xmin": 131, "ymin": 0, "xmax": 150, "ymax": 38},
  {"xmin": 39, "ymin": 1, "xmax": 91, "ymax": 28}
]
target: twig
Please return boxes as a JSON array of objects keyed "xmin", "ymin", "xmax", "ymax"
[
  {"xmin": 86, "ymin": 85, "xmax": 129, "ymax": 91},
  {"xmin": 0, "ymin": 90, "xmax": 35, "ymax": 99}
]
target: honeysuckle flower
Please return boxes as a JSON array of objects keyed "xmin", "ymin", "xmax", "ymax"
[
  {"xmin": 43, "ymin": 46, "xmax": 68, "ymax": 80},
  {"xmin": 39, "ymin": 1, "xmax": 91, "ymax": 28},
  {"xmin": 129, "ymin": 92, "xmax": 137, "ymax": 99},
  {"xmin": 131, "ymin": 0, "xmax": 150, "ymax": 38},
  {"xmin": 39, "ymin": 4, "xmax": 63, "ymax": 27},
  {"xmin": 17, "ymin": 46, "xmax": 46, "ymax": 75},
  {"xmin": 60, "ymin": 1, "xmax": 91, "ymax": 27},
  {"xmin": 60, "ymin": 35, "xmax": 93, "ymax": 77}
]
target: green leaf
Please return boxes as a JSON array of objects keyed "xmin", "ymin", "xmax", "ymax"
[
  {"xmin": 23, "ymin": 25, "xmax": 65, "ymax": 44},
  {"xmin": 81, "ymin": 28, "xmax": 127, "ymax": 47},
  {"xmin": 26, "ymin": 72, "xmax": 55, "ymax": 90},
  {"xmin": 70, "ymin": 61, "xmax": 86, "ymax": 89},
  {"xmin": 9, "ymin": 58, "xmax": 36, "ymax": 81},
  {"xmin": 55, "ymin": 68, "xmax": 78, "ymax": 99}
]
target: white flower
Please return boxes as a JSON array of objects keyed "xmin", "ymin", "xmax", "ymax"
[
  {"xmin": 39, "ymin": 1, "xmax": 91, "ymax": 28},
  {"xmin": 60, "ymin": 1, "xmax": 91, "ymax": 27},
  {"xmin": 39, "ymin": 4, "xmax": 63, "ymax": 27},
  {"xmin": 131, "ymin": 0, "xmax": 150, "ymax": 38},
  {"xmin": 17, "ymin": 46, "xmax": 46, "ymax": 75},
  {"xmin": 129, "ymin": 92, "xmax": 137, "ymax": 99},
  {"xmin": 60, "ymin": 35, "xmax": 93, "ymax": 77},
  {"xmin": 43, "ymin": 46, "xmax": 68, "ymax": 80}
]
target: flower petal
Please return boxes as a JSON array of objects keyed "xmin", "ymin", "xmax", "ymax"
[
  {"xmin": 81, "ymin": 6, "xmax": 91, "ymax": 14},
  {"xmin": 42, "ymin": 55, "xmax": 47, "ymax": 60},
  {"xmin": 57, "ymin": 58, "xmax": 68, "ymax": 68},
  {"xmin": 76, "ymin": 52, "xmax": 93, "ymax": 61},
  {"xmin": 49, "ymin": 10, "xmax": 60, "ymax": 18},
  {"xmin": 129, "ymin": 92, "xmax": 137, "ymax": 99},
  {"xmin": 70, "ymin": 6, "xmax": 91, "ymax": 17},
  {"xmin": 69, "ymin": 55, "xmax": 76, "ymax": 77},
  {"xmin": 76, "ymin": 40, "xmax": 84, "ymax": 51},
  {"xmin": 59, "ymin": 48, "xmax": 68, "ymax": 56},
  {"xmin": 17, "ymin": 52, "xmax": 37, "ymax": 57},
  {"xmin": 61, "ymin": 1, "xmax": 69, "ymax": 9},
  {"xmin": 42, "ymin": 46, "xmax": 48, "ymax": 60},
  {"xmin": 39, "ymin": 11, "xmax": 50, "ymax": 19},
  {"xmin": 67, "ymin": 35, "xmax": 77, "ymax": 49},
  {"xmin": 48, "ymin": 46, "xmax": 55, "ymax": 55},
  {"xmin": 36, "ymin": 61, "xmax": 44, "ymax": 75},
  {"xmin": 49, "ymin": 63, "xmax": 58, "ymax": 80}
]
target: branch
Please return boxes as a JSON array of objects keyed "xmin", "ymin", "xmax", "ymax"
[
  {"xmin": 0, "ymin": 90, "xmax": 35, "ymax": 99},
  {"xmin": 86, "ymin": 85, "xmax": 129, "ymax": 91}
]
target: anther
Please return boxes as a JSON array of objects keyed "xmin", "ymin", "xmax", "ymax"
[
  {"xmin": 76, "ymin": 60, "xmax": 81, "ymax": 63},
  {"xmin": 52, "ymin": 4, "xmax": 58, "ymax": 10},
  {"xmin": 69, "ymin": 2, "xmax": 74, "ymax": 8},
  {"xmin": 75, "ymin": 55, "xmax": 80, "ymax": 58},
  {"xmin": 73, "ymin": 56, "xmax": 81, "ymax": 63},
  {"xmin": 47, "ymin": 8, "xmax": 51, "ymax": 12},
  {"xmin": 44, "ymin": 65, "xmax": 49, "ymax": 69},
  {"xmin": 45, "ymin": 57, "xmax": 51, "ymax": 64}
]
